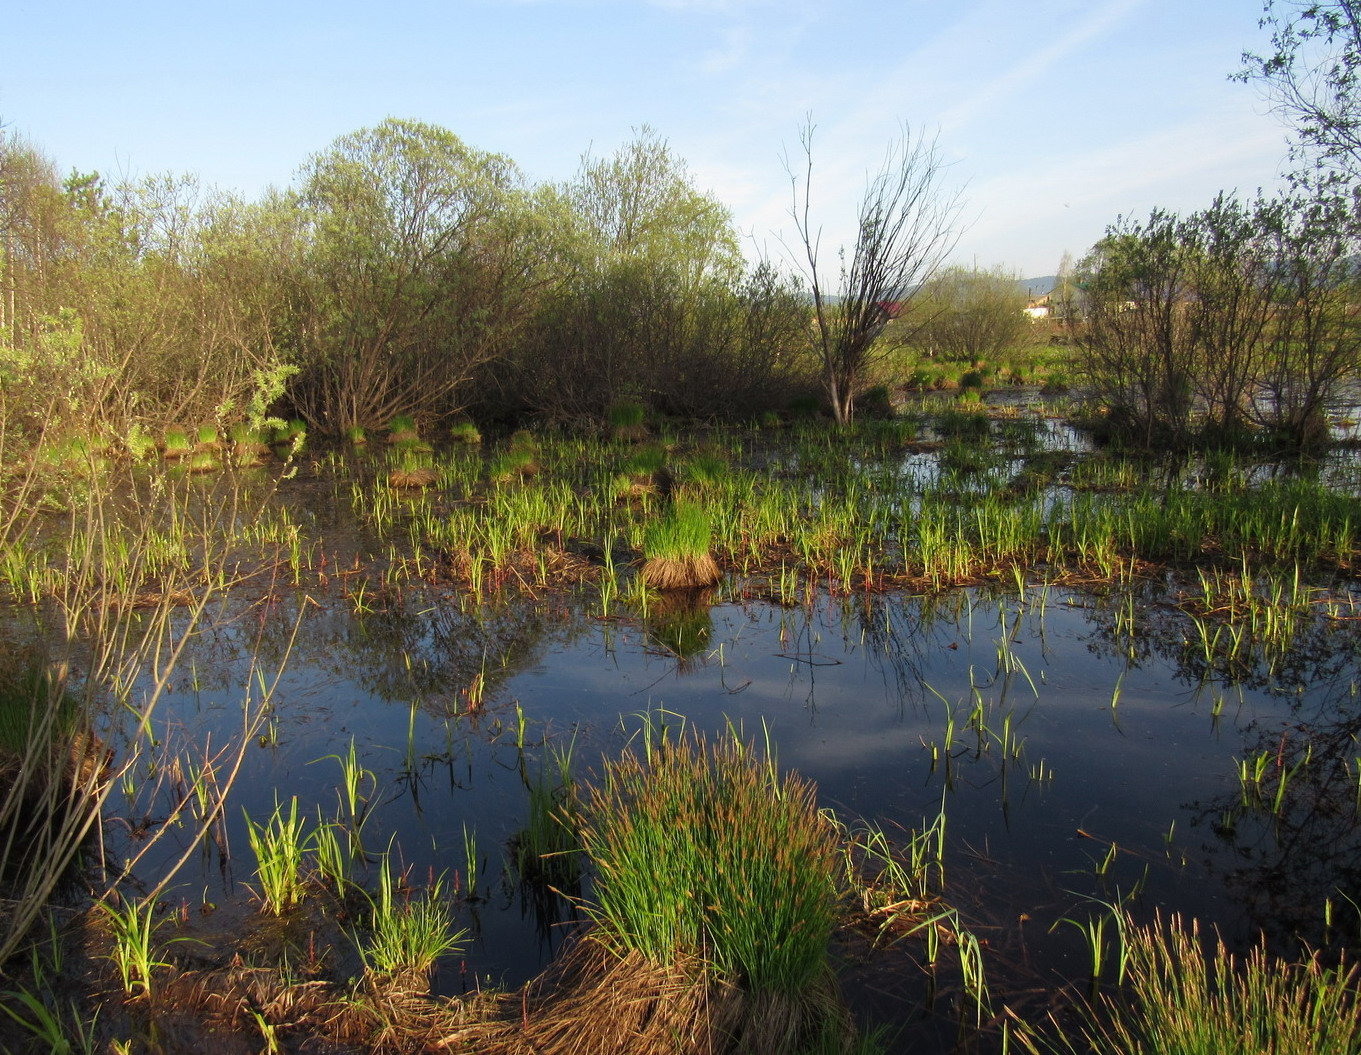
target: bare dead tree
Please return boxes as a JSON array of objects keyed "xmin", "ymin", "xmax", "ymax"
[{"xmin": 786, "ymin": 121, "xmax": 963, "ymax": 424}]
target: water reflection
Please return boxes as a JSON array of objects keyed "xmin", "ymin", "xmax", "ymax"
[{"xmin": 9, "ymin": 559, "xmax": 1360, "ymax": 1047}]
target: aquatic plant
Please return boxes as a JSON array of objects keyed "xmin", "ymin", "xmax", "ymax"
[
  {"xmin": 580, "ymin": 731, "xmax": 840, "ymax": 995},
  {"xmin": 389, "ymin": 461, "xmax": 438, "ymax": 488},
  {"xmin": 162, "ymin": 426, "xmax": 193, "ymax": 458},
  {"xmin": 449, "ymin": 419, "xmax": 482, "ymax": 444},
  {"xmin": 640, "ymin": 501, "xmax": 721, "ymax": 589},
  {"xmin": 0, "ymin": 985, "xmax": 99, "ymax": 1055},
  {"xmin": 355, "ymin": 863, "xmax": 465, "ymax": 981},
  {"xmin": 100, "ymin": 896, "xmax": 179, "ymax": 1000},
  {"xmin": 243, "ymin": 796, "xmax": 310, "ymax": 915},
  {"xmin": 489, "ymin": 444, "xmax": 539, "ymax": 483},
  {"xmin": 387, "ymin": 413, "xmax": 420, "ymax": 445},
  {"xmin": 607, "ymin": 400, "xmax": 648, "ymax": 442},
  {"xmin": 1020, "ymin": 914, "xmax": 1361, "ymax": 1055},
  {"xmin": 184, "ymin": 450, "xmax": 220, "ymax": 474}
]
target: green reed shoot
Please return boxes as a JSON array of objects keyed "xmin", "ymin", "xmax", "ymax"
[
  {"xmin": 0, "ymin": 987, "xmax": 99, "ymax": 1055},
  {"xmin": 1054, "ymin": 894, "xmax": 1131, "ymax": 990},
  {"xmin": 100, "ymin": 897, "xmax": 178, "ymax": 1000},
  {"xmin": 315, "ymin": 737, "xmax": 376, "ymax": 846},
  {"xmin": 243, "ymin": 796, "xmax": 310, "ymax": 915},
  {"xmin": 308, "ymin": 816, "xmax": 353, "ymax": 893},
  {"xmin": 461, "ymin": 823, "xmax": 480, "ymax": 900},
  {"xmin": 355, "ymin": 864, "xmax": 466, "ymax": 979}
]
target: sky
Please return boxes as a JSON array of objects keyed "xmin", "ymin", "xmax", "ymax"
[{"xmin": 3, "ymin": 0, "xmax": 1297, "ymax": 279}]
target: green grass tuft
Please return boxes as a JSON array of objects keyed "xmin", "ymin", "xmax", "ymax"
[
  {"xmin": 355, "ymin": 864, "xmax": 466, "ymax": 979},
  {"xmin": 1022, "ymin": 913, "xmax": 1361, "ymax": 1055},
  {"xmin": 580, "ymin": 732, "xmax": 840, "ymax": 994}
]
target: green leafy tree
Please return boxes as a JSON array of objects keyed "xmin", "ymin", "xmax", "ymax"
[
  {"xmin": 1239, "ymin": 1, "xmax": 1361, "ymax": 183},
  {"xmin": 0, "ymin": 133, "xmax": 290, "ymax": 444},
  {"xmin": 910, "ymin": 264, "xmax": 1028, "ymax": 363},
  {"xmin": 287, "ymin": 118, "xmax": 537, "ymax": 434},
  {"xmin": 1078, "ymin": 191, "xmax": 1360, "ymax": 449},
  {"xmin": 503, "ymin": 128, "xmax": 779, "ymax": 423}
]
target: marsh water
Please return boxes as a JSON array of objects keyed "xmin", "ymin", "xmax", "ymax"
[{"xmin": 10, "ymin": 406, "xmax": 1361, "ymax": 1051}]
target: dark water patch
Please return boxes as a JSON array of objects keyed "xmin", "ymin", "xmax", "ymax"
[{"xmin": 36, "ymin": 567, "xmax": 1351, "ymax": 1052}]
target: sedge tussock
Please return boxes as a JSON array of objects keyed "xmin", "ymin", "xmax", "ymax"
[
  {"xmin": 581, "ymin": 732, "xmax": 840, "ymax": 995},
  {"xmin": 1022, "ymin": 913, "xmax": 1361, "ymax": 1055},
  {"xmin": 641, "ymin": 503, "xmax": 721, "ymax": 589}
]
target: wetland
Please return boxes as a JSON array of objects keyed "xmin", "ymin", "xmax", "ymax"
[{"xmin": 3, "ymin": 398, "xmax": 1359, "ymax": 1053}]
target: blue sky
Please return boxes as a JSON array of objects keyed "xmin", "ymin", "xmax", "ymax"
[{"xmin": 4, "ymin": 0, "xmax": 1292, "ymax": 277}]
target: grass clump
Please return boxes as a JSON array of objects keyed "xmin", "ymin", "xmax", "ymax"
[
  {"xmin": 449, "ymin": 419, "xmax": 482, "ymax": 444},
  {"xmin": 387, "ymin": 413, "xmax": 420, "ymax": 445},
  {"xmin": 608, "ymin": 400, "xmax": 649, "ymax": 442},
  {"xmin": 1022, "ymin": 914, "xmax": 1361, "ymax": 1055},
  {"xmin": 162, "ymin": 425, "xmax": 193, "ymax": 458},
  {"xmin": 640, "ymin": 501, "xmax": 720, "ymax": 589},
  {"xmin": 356, "ymin": 863, "xmax": 465, "ymax": 983},
  {"xmin": 580, "ymin": 731, "xmax": 840, "ymax": 995},
  {"xmin": 243, "ymin": 797, "xmax": 310, "ymax": 915},
  {"xmin": 389, "ymin": 460, "xmax": 438, "ymax": 488}
]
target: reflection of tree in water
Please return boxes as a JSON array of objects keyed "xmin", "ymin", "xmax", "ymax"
[
  {"xmin": 1187, "ymin": 667, "xmax": 1361, "ymax": 958},
  {"xmin": 169, "ymin": 588, "xmax": 592, "ymax": 716},
  {"xmin": 851, "ymin": 587, "xmax": 1027, "ymax": 712},
  {"xmin": 1083, "ymin": 579, "xmax": 1361, "ymax": 696},
  {"xmin": 1082, "ymin": 582, "xmax": 1361, "ymax": 956}
]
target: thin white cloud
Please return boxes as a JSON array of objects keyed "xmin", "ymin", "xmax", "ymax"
[{"xmin": 936, "ymin": 0, "xmax": 1146, "ymax": 132}]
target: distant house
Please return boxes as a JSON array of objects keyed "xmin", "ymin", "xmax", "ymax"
[{"xmin": 1024, "ymin": 293, "xmax": 1050, "ymax": 320}]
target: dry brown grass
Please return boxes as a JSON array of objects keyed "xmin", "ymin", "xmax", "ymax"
[
  {"xmin": 641, "ymin": 553, "xmax": 721, "ymax": 590},
  {"xmin": 144, "ymin": 933, "xmax": 858, "ymax": 1055},
  {"xmin": 389, "ymin": 466, "xmax": 439, "ymax": 489}
]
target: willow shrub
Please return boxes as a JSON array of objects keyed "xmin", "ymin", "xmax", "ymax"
[{"xmin": 580, "ymin": 733, "xmax": 840, "ymax": 994}]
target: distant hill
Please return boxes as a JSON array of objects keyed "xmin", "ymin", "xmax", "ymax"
[{"xmin": 1018, "ymin": 276, "xmax": 1057, "ymax": 298}]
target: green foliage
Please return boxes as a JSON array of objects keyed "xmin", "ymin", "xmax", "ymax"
[
  {"xmin": 1238, "ymin": 1, "xmax": 1361, "ymax": 183},
  {"xmin": 0, "ymin": 668, "xmax": 75, "ymax": 759},
  {"xmin": 1024, "ymin": 915, "xmax": 1361, "ymax": 1055},
  {"xmin": 1078, "ymin": 191, "xmax": 1361, "ymax": 450},
  {"xmin": 641, "ymin": 501, "xmax": 712, "ymax": 562},
  {"xmin": 448, "ymin": 419, "xmax": 482, "ymax": 444},
  {"xmin": 355, "ymin": 864, "xmax": 466, "ymax": 978},
  {"xmin": 243, "ymin": 797, "xmax": 310, "ymax": 915},
  {"xmin": 288, "ymin": 118, "xmax": 533, "ymax": 434},
  {"xmin": 0, "ymin": 986, "xmax": 99, "ymax": 1055},
  {"xmin": 907, "ymin": 264, "xmax": 1029, "ymax": 363},
  {"xmin": 100, "ymin": 897, "xmax": 179, "ymax": 1000},
  {"xmin": 607, "ymin": 400, "xmax": 647, "ymax": 430},
  {"xmin": 580, "ymin": 732, "xmax": 840, "ymax": 993}
]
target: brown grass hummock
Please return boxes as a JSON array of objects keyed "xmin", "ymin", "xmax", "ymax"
[{"xmin": 389, "ymin": 465, "xmax": 438, "ymax": 488}]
